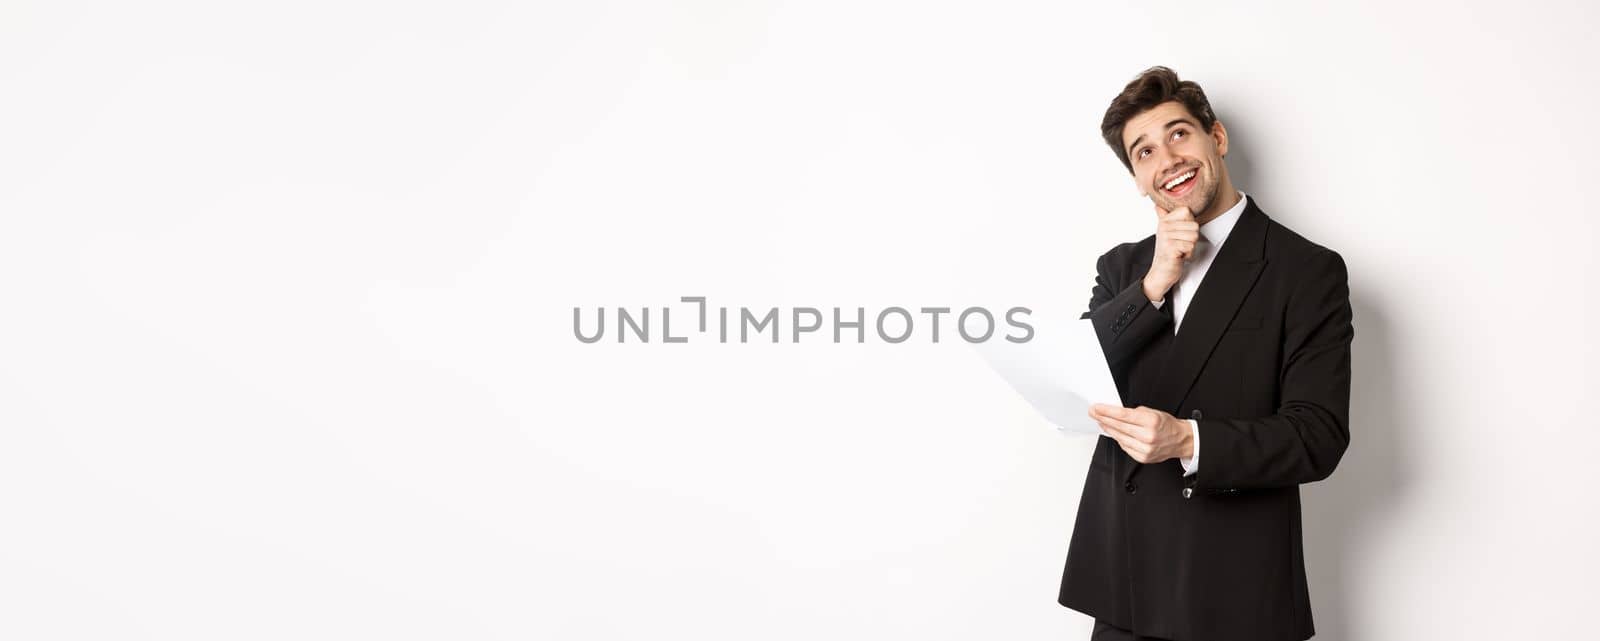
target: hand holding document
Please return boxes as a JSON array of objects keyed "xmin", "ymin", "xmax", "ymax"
[{"xmin": 971, "ymin": 308, "xmax": 1123, "ymax": 435}]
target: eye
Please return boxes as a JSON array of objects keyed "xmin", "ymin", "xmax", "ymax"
[
  {"xmin": 1137, "ymin": 147, "xmax": 1151, "ymax": 159},
  {"xmin": 1171, "ymin": 129, "xmax": 1187, "ymax": 141}
]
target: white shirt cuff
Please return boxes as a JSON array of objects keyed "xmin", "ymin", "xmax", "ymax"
[
  {"xmin": 1151, "ymin": 297, "xmax": 1165, "ymax": 309},
  {"xmin": 1180, "ymin": 418, "xmax": 1199, "ymax": 476}
]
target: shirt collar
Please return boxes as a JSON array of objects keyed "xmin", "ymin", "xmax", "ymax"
[{"xmin": 1199, "ymin": 191, "xmax": 1249, "ymax": 247}]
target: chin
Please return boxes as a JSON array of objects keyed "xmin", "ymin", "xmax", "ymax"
[{"xmin": 1176, "ymin": 187, "xmax": 1215, "ymax": 216}]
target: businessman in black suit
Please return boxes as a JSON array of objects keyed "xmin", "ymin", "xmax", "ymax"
[{"xmin": 1059, "ymin": 67, "xmax": 1353, "ymax": 641}]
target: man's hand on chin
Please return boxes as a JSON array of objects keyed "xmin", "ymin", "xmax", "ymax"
[{"xmin": 1088, "ymin": 404, "xmax": 1193, "ymax": 464}]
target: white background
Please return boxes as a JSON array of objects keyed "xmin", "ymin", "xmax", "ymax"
[{"xmin": 3, "ymin": 1, "xmax": 1596, "ymax": 639}]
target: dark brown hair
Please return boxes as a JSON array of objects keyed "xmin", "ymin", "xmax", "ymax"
[{"xmin": 1101, "ymin": 66, "xmax": 1217, "ymax": 173}]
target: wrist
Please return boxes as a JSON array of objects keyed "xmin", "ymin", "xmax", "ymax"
[
  {"xmin": 1179, "ymin": 418, "xmax": 1199, "ymax": 476},
  {"xmin": 1142, "ymin": 276, "xmax": 1169, "ymax": 303},
  {"xmin": 1176, "ymin": 415, "xmax": 1195, "ymax": 459}
]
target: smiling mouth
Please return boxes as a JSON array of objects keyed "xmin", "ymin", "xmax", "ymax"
[{"xmin": 1161, "ymin": 169, "xmax": 1197, "ymax": 197}]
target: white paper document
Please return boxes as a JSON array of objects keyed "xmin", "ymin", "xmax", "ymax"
[{"xmin": 972, "ymin": 309, "xmax": 1123, "ymax": 435}]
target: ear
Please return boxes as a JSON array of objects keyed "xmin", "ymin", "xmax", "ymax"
[{"xmin": 1211, "ymin": 119, "xmax": 1229, "ymax": 157}]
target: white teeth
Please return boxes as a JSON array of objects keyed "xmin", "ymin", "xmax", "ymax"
[{"xmin": 1163, "ymin": 170, "xmax": 1195, "ymax": 190}]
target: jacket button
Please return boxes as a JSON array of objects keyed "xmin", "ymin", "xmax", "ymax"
[
  {"xmin": 1190, "ymin": 409, "xmax": 1203, "ymax": 420},
  {"xmin": 1182, "ymin": 488, "xmax": 1193, "ymax": 499},
  {"xmin": 1124, "ymin": 482, "xmax": 1137, "ymax": 494}
]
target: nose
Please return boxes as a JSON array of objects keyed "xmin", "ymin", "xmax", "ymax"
[{"xmin": 1155, "ymin": 149, "xmax": 1185, "ymax": 177}]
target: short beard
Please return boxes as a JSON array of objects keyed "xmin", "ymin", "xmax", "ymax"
[{"xmin": 1188, "ymin": 181, "xmax": 1218, "ymax": 221}]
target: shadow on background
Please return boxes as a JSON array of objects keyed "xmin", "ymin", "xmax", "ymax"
[
  {"xmin": 1300, "ymin": 293, "xmax": 1408, "ymax": 641},
  {"xmin": 1225, "ymin": 116, "xmax": 1410, "ymax": 641}
]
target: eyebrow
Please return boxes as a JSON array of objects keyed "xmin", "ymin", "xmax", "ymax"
[{"xmin": 1126, "ymin": 118, "xmax": 1202, "ymax": 158}]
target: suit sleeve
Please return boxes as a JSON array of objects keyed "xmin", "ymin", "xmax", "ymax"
[
  {"xmin": 1193, "ymin": 248, "xmax": 1353, "ymax": 490},
  {"xmin": 1081, "ymin": 250, "xmax": 1173, "ymax": 375}
]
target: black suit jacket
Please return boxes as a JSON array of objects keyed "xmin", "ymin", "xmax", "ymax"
[{"xmin": 1058, "ymin": 197, "xmax": 1353, "ymax": 641}]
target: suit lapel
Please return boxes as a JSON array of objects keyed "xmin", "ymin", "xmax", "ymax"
[
  {"xmin": 1118, "ymin": 198, "xmax": 1271, "ymax": 486},
  {"xmin": 1151, "ymin": 198, "xmax": 1270, "ymax": 414}
]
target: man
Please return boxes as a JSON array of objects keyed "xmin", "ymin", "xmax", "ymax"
[{"xmin": 1059, "ymin": 67, "xmax": 1353, "ymax": 641}]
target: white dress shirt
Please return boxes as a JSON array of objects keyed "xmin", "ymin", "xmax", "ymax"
[{"xmin": 1150, "ymin": 191, "xmax": 1250, "ymax": 477}]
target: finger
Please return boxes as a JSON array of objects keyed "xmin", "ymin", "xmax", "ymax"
[
  {"xmin": 1098, "ymin": 421, "xmax": 1124, "ymax": 441},
  {"xmin": 1091, "ymin": 404, "xmax": 1141, "ymax": 427},
  {"xmin": 1099, "ymin": 415, "xmax": 1148, "ymax": 439},
  {"xmin": 1099, "ymin": 422, "xmax": 1140, "ymax": 451},
  {"xmin": 1102, "ymin": 426, "xmax": 1150, "ymax": 460},
  {"xmin": 1129, "ymin": 407, "xmax": 1162, "ymax": 428},
  {"xmin": 1089, "ymin": 403, "xmax": 1126, "ymax": 419},
  {"xmin": 1093, "ymin": 410, "xmax": 1147, "ymax": 439},
  {"xmin": 1154, "ymin": 203, "xmax": 1170, "ymax": 218}
]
